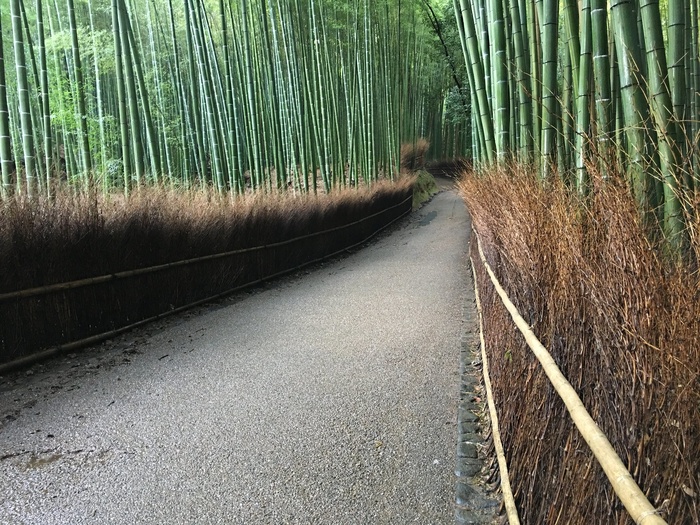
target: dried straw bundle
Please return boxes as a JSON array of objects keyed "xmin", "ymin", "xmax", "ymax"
[{"xmin": 460, "ymin": 163, "xmax": 699, "ymax": 524}]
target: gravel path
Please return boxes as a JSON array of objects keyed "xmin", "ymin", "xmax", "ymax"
[{"xmin": 1, "ymin": 187, "xmax": 474, "ymax": 525}]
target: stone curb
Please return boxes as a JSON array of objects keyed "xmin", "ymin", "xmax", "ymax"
[{"xmin": 454, "ymin": 300, "xmax": 501, "ymax": 524}]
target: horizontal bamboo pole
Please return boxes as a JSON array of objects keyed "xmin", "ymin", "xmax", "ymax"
[
  {"xmin": 470, "ymin": 256, "xmax": 521, "ymax": 525},
  {"xmin": 0, "ymin": 200, "xmax": 412, "ymax": 374},
  {"xmin": 474, "ymin": 230, "xmax": 667, "ymax": 525},
  {"xmin": 0, "ymin": 194, "xmax": 412, "ymax": 304}
]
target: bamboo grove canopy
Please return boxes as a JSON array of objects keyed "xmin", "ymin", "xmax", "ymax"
[
  {"xmin": 0, "ymin": 0, "xmax": 468, "ymax": 197},
  {"xmin": 452, "ymin": 0, "xmax": 700, "ymax": 250}
]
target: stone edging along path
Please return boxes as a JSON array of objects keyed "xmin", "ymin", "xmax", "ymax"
[
  {"xmin": 455, "ymin": 252, "xmax": 502, "ymax": 524},
  {"xmin": 429, "ymin": 175, "xmax": 503, "ymax": 523}
]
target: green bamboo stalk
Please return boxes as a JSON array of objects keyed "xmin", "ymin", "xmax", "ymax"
[
  {"xmin": 5, "ymin": 80, "xmax": 19, "ymax": 167},
  {"xmin": 36, "ymin": 0, "xmax": 52, "ymax": 194},
  {"xmin": 145, "ymin": 0, "xmax": 172, "ymax": 184},
  {"xmin": 165, "ymin": 0, "xmax": 193, "ymax": 187},
  {"xmin": 296, "ymin": 0, "xmax": 324, "ymax": 189},
  {"xmin": 87, "ymin": 0, "xmax": 107, "ymax": 187},
  {"xmin": 684, "ymin": 0, "xmax": 692, "ymax": 156},
  {"xmin": 576, "ymin": 0, "xmax": 592, "ymax": 194},
  {"xmin": 112, "ymin": 0, "xmax": 131, "ymax": 193},
  {"xmin": 11, "ymin": 0, "xmax": 36, "ymax": 194},
  {"xmin": 640, "ymin": 0, "xmax": 685, "ymax": 247},
  {"xmin": 117, "ymin": 0, "xmax": 144, "ymax": 185},
  {"xmin": 510, "ymin": 0, "xmax": 532, "ymax": 158},
  {"xmin": 491, "ymin": 0, "xmax": 509, "ymax": 158},
  {"xmin": 276, "ymin": 2, "xmax": 304, "ymax": 190},
  {"xmin": 123, "ymin": 0, "xmax": 161, "ymax": 180},
  {"xmin": 67, "ymin": 0, "xmax": 93, "ymax": 178},
  {"xmin": 200, "ymin": 0, "xmax": 233, "ymax": 189},
  {"xmin": 611, "ymin": 0, "xmax": 653, "ymax": 220},
  {"xmin": 562, "ymin": 0, "xmax": 581, "ymax": 98},
  {"xmin": 182, "ymin": 0, "xmax": 207, "ymax": 186},
  {"xmin": 219, "ymin": 0, "xmax": 241, "ymax": 191},
  {"xmin": 474, "ymin": 0, "xmax": 491, "ymax": 105},
  {"xmin": 48, "ymin": 0, "xmax": 75, "ymax": 185},
  {"xmin": 635, "ymin": 2, "xmax": 647, "ymax": 79},
  {"xmin": 667, "ymin": 0, "xmax": 687, "ymax": 159},
  {"xmin": 18, "ymin": 0, "xmax": 46, "ymax": 193},
  {"xmin": 591, "ymin": 0, "xmax": 612, "ymax": 167},
  {"xmin": 269, "ymin": 4, "xmax": 294, "ymax": 188},
  {"xmin": 319, "ymin": 4, "xmax": 344, "ymax": 185},
  {"xmin": 690, "ymin": 0, "xmax": 700, "ymax": 188},
  {"xmin": 338, "ymin": 8, "xmax": 357, "ymax": 185},
  {"xmin": 380, "ymin": 0, "xmax": 400, "ymax": 178},
  {"xmin": 240, "ymin": 0, "xmax": 262, "ymax": 188},
  {"xmin": 540, "ymin": 0, "xmax": 558, "ymax": 178},
  {"xmin": 260, "ymin": 0, "xmax": 285, "ymax": 189},
  {"xmin": 358, "ymin": 1, "xmax": 370, "ymax": 183},
  {"xmin": 560, "ymin": 31, "xmax": 574, "ymax": 181},
  {"xmin": 0, "ymin": 12, "xmax": 13, "ymax": 196},
  {"xmin": 288, "ymin": 3, "xmax": 312, "ymax": 190},
  {"xmin": 527, "ymin": 0, "xmax": 541, "ymax": 163},
  {"xmin": 189, "ymin": 0, "xmax": 224, "ymax": 190},
  {"xmin": 503, "ymin": 0, "xmax": 516, "ymax": 153},
  {"xmin": 363, "ymin": 0, "xmax": 375, "ymax": 184},
  {"xmin": 457, "ymin": 0, "xmax": 495, "ymax": 163},
  {"xmin": 453, "ymin": 0, "xmax": 486, "ymax": 160}
]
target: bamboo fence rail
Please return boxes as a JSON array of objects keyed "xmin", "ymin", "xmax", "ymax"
[{"xmin": 470, "ymin": 255, "xmax": 521, "ymax": 525}]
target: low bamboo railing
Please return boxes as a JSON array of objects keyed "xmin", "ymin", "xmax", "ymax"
[{"xmin": 470, "ymin": 257, "xmax": 521, "ymax": 525}]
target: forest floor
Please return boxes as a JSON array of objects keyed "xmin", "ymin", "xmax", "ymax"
[{"xmin": 0, "ymin": 180, "xmax": 498, "ymax": 524}]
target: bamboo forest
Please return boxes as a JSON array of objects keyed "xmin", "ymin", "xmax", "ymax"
[
  {"xmin": 453, "ymin": 0, "xmax": 700, "ymax": 254},
  {"xmin": 2, "ymin": 0, "xmax": 700, "ymax": 523},
  {"xmin": 0, "ymin": 0, "xmax": 470, "ymax": 196},
  {"xmin": 3, "ymin": 0, "xmax": 699, "ymax": 234}
]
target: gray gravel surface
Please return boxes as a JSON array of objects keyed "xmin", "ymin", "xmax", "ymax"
[{"xmin": 0, "ymin": 187, "xmax": 472, "ymax": 525}]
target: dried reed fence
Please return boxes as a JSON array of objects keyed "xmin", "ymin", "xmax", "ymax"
[
  {"xmin": 459, "ymin": 164, "xmax": 699, "ymax": 524},
  {"xmin": 400, "ymin": 138, "xmax": 431, "ymax": 171},
  {"xmin": 0, "ymin": 180, "xmax": 413, "ymax": 368},
  {"xmin": 425, "ymin": 157, "xmax": 473, "ymax": 179}
]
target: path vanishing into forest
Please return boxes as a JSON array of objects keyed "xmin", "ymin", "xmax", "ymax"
[{"xmin": 0, "ymin": 182, "xmax": 485, "ymax": 524}]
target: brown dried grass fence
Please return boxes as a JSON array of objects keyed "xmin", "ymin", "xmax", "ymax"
[
  {"xmin": 0, "ymin": 181, "xmax": 413, "ymax": 370},
  {"xmin": 459, "ymin": 164, "xmax": 699, "ymax": 524},
  {"xmin": 400, "ymin": 138, "xmax": 431, "ymax": 171}
]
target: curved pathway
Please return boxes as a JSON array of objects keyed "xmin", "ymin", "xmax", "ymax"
[{"xmin": 0, "ymin": 186, "xmax": 487, "ymax": 524}]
